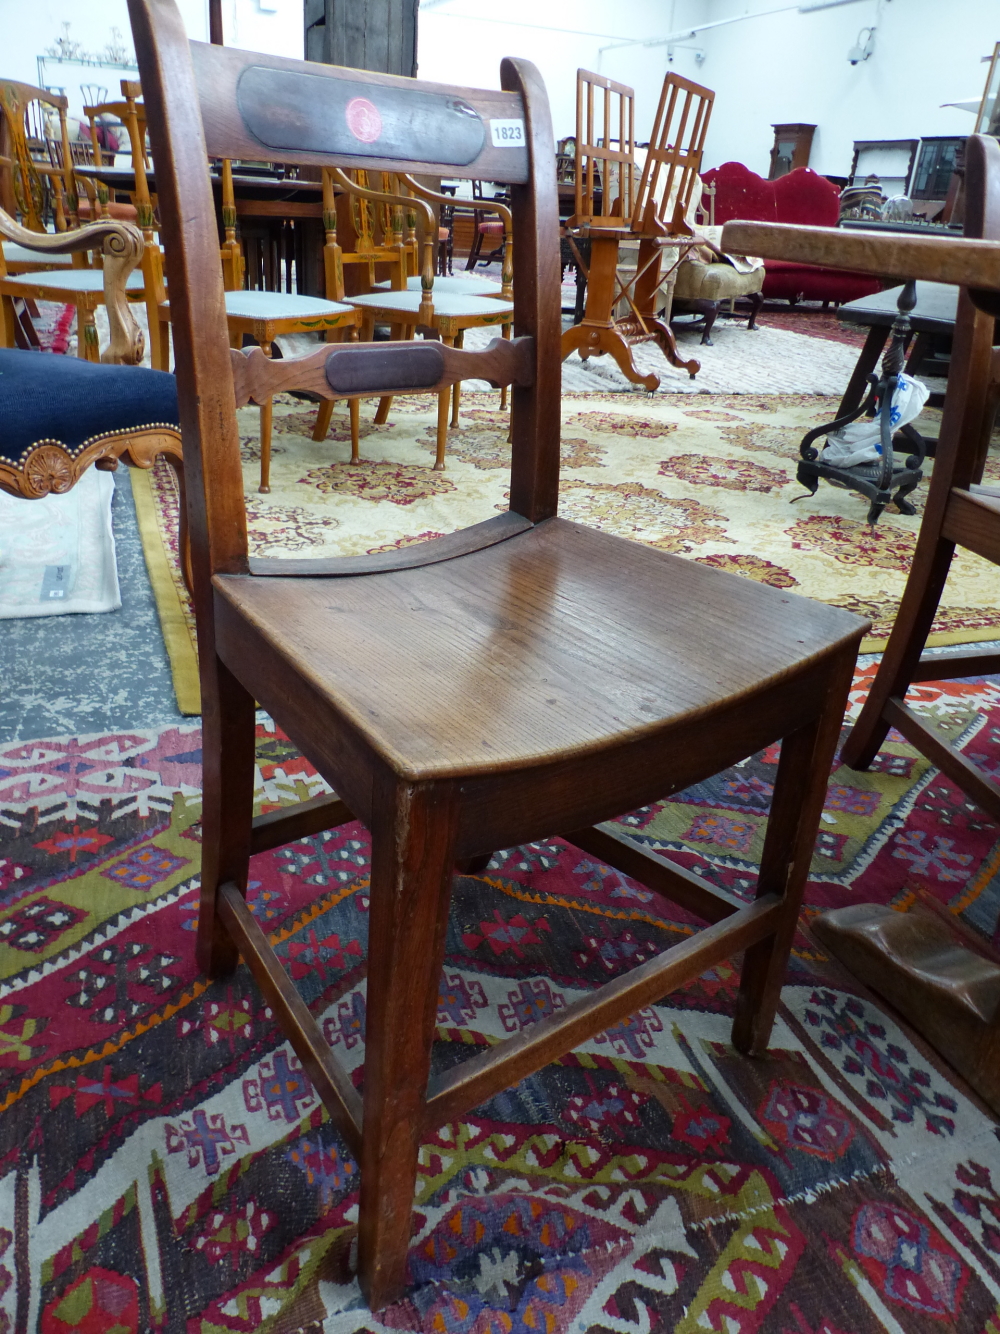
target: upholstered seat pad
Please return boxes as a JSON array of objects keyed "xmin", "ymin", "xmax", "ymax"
[
  {"xmin": 221, "ymin": 291, "xmax": 355, "ymax": 320},
  {"xmin": 2, "ymin": 244, "xmax": 75, "ymax": 267},
  {"xmin": 673, "ymin": 260, "xmax": 765, "ymax": 302},
  {"xmin": 1, "ymin": 269, "xmax": 145, "ymax": 294},
  {"xmin": 0, "ymin": 347, "xmax": 178, "ymax": 462},
  {"xmin": 372, "ymin": 276, "xmax": 504, "ymax": 297},
  {"xmin": 345, "ymin": 291, "xmax": 514, "ymax": 317}
]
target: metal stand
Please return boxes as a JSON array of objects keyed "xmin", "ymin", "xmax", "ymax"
[{"xmin": 796, "ymin": 280, "xmax": 929, "ymax": 525}]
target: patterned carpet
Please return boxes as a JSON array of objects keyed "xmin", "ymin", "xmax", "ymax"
[
  {"xmin": 137, "ymin": 390, "xmax": 999, "ymax": 713},
  {"xmin": 3, "ymin": 659, "xmax": 1000, "ymax": 1331}
]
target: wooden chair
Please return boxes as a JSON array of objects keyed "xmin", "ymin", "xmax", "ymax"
[
  {"xmin": 133, "ymin": 0, "xmax": 878, "ymax": 1306},
  {"xmin": 464, "ymin": 178, "xmax": 508, "ymax": 270},
  {"xmin": 0, "ymin": 208, "xmax": 182, "ymax": 531},
  {"xmin": 0, "ymin": 80, "xmax": 74, "ymax": 233},
  {"xmin": 839, "ymin": 135, "xmax": 1000, "ymax": 799},
  {"xmin": 115, "ymin": 90, "xmax": 363, "ymax": 490},
  {"xmin": 331, "ymin": 170, "xmax": 514, "ymax": 467},
  {"xmin": 561, "ymin": 68, "xmax": 713, "ymax": 390}
]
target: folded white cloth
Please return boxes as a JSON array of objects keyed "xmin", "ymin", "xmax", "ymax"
[{"xmin": 821, "ymin": 373, "xmax": 930, "ymax": 468}]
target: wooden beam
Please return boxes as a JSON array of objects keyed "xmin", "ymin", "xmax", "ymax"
[
  {"xmin": 250, "ymin": 793, "xmax": 354, "ymax": 856},
  {"xmin": 884, "ymin": 697, "xmax": 1000, "ymax": 823},
  {"xmin": 423, "ymin": 894, "xmax": 784, "ymax": 1128},
  {"xmin": 217, "ymin": 882, "xmax": 363, "ymax": 1154}
]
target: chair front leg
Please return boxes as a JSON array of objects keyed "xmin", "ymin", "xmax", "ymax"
[
  {"xmin": 257, "ymin": 337, "xmax": 274, "ymax": 493},
  {"xmin": 79, "ymin": 298, "xmax": 101, "ymax": 361},
  {"xmin": 732, "ymin": 646, "xmax": 857, "ymax": 1056},
  {"xmin": 197, "ymin": 656, "xmax": 257, "ymax": 979},
  {"xmin": 359, "ymin": 777, "xmax": 460, "ymax": 1309}
]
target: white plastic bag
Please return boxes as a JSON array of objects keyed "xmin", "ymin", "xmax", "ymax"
[{"xmin": 821, "ymin": 373, "xmax": 930, "ymax": 469}]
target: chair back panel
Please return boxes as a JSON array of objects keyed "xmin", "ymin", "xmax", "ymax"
[
  {"xmin": 190, "ymin": 42, "xmax": 530, "ymax": 184},
  {"xmin": 572, "ymin": 70, "xmax": 636, "ymax": 226},
  {"xmin": 631, "ymin": 73, "xmax": 713, "ymax": 235},
  {"xmin": 128, "ymin": 0, "xmax": 560, "ymax": 593}
]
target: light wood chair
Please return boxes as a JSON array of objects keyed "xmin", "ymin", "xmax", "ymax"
[
  {"xmin": 114, "ymin": 91, "xmax": 363, "ymax": 490},
  {"xmin": 561, "ymin": 68, "xmax": 714, "ymax": 390},
  {"xmin": 332, "ymin": 170, "xmax": 514, "ymax": 467},
  {"xmin": 134, "ymin": 0, "xmax": 879, "ymax": 1306}
]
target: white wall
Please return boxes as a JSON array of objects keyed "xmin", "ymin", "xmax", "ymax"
[
  {"xmin": 3, "ymin": 0, "xmax": 302, "ymax": 118},
  {"xmin": 416, "ymin": 0, "xmax": 995, "ymax": 181},
  {"xmin": 698, "ymin": 0, "xmax": 995, "ymax": 179}
]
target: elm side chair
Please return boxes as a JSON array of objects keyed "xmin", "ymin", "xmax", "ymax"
[{"xmin": 132, "ymin": 0, "xmax": 869, "ymax": 1306}]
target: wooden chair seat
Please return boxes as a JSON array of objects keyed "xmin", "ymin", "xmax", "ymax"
[
  {"xmin": 372, "ymin": 274, "xmax": 502, "ymax": 297},
  {"xmin": 218, "ymin": 518, "xmax": 862, "ymax": 783},
  {"xmin": 943, "ymin": 484, "xmax": 1000, "ymax": 565}
]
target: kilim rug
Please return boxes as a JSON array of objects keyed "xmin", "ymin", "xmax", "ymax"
[
  {"xmin": 2, "ymin": 664, "xmax": 1000, "ymax": 1331},
  {"xmin": 133, "ymin": 390, "xmax": 1000, "ymax": 713}
]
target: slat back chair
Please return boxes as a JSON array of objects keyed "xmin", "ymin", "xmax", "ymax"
[
  {"xmin": 130, "ymin": 0, "xmax": 874, "ymax": 1306},
  {"xmin": 561, "ymin": 69, "xmax": 712, "ymax": 390},
  {"xmin": 0, "ymin": 80, "xmax": 73, "ymax": 234},
  {"xmin": 631, "ymin": 71, "xmax": 713, "ymax": 236},
  {"xmin": 569, "ymin": 68, "xmax": 636, "ymax": 229}
]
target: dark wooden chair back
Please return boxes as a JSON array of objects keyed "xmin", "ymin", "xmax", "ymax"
[
  {"xmin": 128, "ymin": 0, "xmax": 559, "ymax": 604},
  {"xmin": 631, "ymin": 72, "xmax": 714, "ymax": 236},
  {"xmin": 570, "ymin": 69, "xmax": 636, "ymax": 228}
]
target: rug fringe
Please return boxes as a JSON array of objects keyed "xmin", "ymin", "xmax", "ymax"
[{"xmin": 128, "ymin": 466, "xmax": 201, "ymax": 715}]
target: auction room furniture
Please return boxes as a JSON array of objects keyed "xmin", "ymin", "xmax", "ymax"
[
  {"xmin": 134, "ymin": 0, "xmax": 875, "ymax": 1307},
  {"xmin": 0, "ymin": 206, "xmax": 182, "ymax": 575},
  {"xmin": 671, "ymin": 247, "xmax": 764, "ymax": 344},
  {"xmin": 814, "ymin": 134, "xmax": 1000, "ymax": 1115},
  {"xmin": 768, "ymin": 123, "xmax": 815, "ymax": 179},
  {"xmin": 464, "ymin": 178, "xmax": 508, "ymax": 270},
  {"xmin": 705, "ymin": 161, "xmax": 881, "ymax": 305},
  {"xmin": 561, "ymin": 68, "xmax": 712, "ymax": 391},
  {"xmin": 333, "ymin": 170, "xmax": 514, "ymax": 468},
  {"xmin": 113, "ymin": 92, "xmax": 362, "ymax": 489},
  {"xmin": 0, "ymin": 79, "xmax": 74, "ymax": 233},
  {"xmin": 834, "ymin": 280, "xmax": 957, "ymax": 418}
]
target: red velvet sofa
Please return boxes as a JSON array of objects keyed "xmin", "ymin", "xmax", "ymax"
[{"xmin": 702, "ymin": 162, "xmax": 881, "ymax": 305}]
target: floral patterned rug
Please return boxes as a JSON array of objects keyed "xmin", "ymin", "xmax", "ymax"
[{"xmin": 136, "ymin": 390, "xmax": 1000, "ymax": 713}]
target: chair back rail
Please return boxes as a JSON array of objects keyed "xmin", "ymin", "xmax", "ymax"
[
  {"xmin": 128, "ymin": 0, "xmax": 560, "ymax": 601},
  {"xmin": 721, "ymin": 219, "xmax": 1000, "ymax": 310},
  {"xmin": 0, "ymin": 79, "xmax": 73, "ymax": 231},
  {"xmin": 190, "ymin": 42, "xmax": 530, "ymax": 184}
]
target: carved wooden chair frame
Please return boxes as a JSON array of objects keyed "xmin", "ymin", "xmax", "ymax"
[
  {"xmin": 0, "ymin": 79, "xmax": 74, "ymax": 233},
  {"xmin": 0, "ymin": 208, "xmax": 183, "ymax": 513}
]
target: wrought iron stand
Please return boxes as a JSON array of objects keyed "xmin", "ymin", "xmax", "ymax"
[{"xmin": 796, "ymin": 279, "xmax": 929, "ymax": 525}]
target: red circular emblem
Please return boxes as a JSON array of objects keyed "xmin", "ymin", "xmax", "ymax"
[{"xmin": 345, "ymin": 97, "xmax": 382, "ymax": 144}]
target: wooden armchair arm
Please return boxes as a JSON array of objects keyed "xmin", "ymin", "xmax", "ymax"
[
  {"xmin": 328, "ymin": 167, "xmax": 436, "ymax": 322},
  {"xmin": 720, "ymin": 221, "xmax": 1000, "ymax": 314},
  {"xmin": 400, "ymin": 174, "xmax": 513, "ymax": 299},
  {"xmin": 0, "ymin": 207, "xmax": 145, "ymax": 363}
]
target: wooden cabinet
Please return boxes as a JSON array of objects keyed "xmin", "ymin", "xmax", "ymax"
[{"xmin": 768, "ymin": 123, "xmax": 815, "ymax": 179}]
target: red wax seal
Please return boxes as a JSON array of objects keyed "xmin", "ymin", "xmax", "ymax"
[{"xmin": 345, "ymin": 97, "xmax": 382, "ymax": 144}]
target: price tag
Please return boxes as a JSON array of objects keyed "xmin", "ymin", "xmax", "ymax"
[{"xmin": 490, "ymin": 119, "xmax": 525, "ymax": 148}]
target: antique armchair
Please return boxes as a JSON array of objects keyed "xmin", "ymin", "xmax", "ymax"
[
  {"xmin": 0, "ymin": 210, "xmax": 181, "ymax": 514},
  {"xmin": 132, "ymin": 0, "xmax": 873, "ymax": 1307}
]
